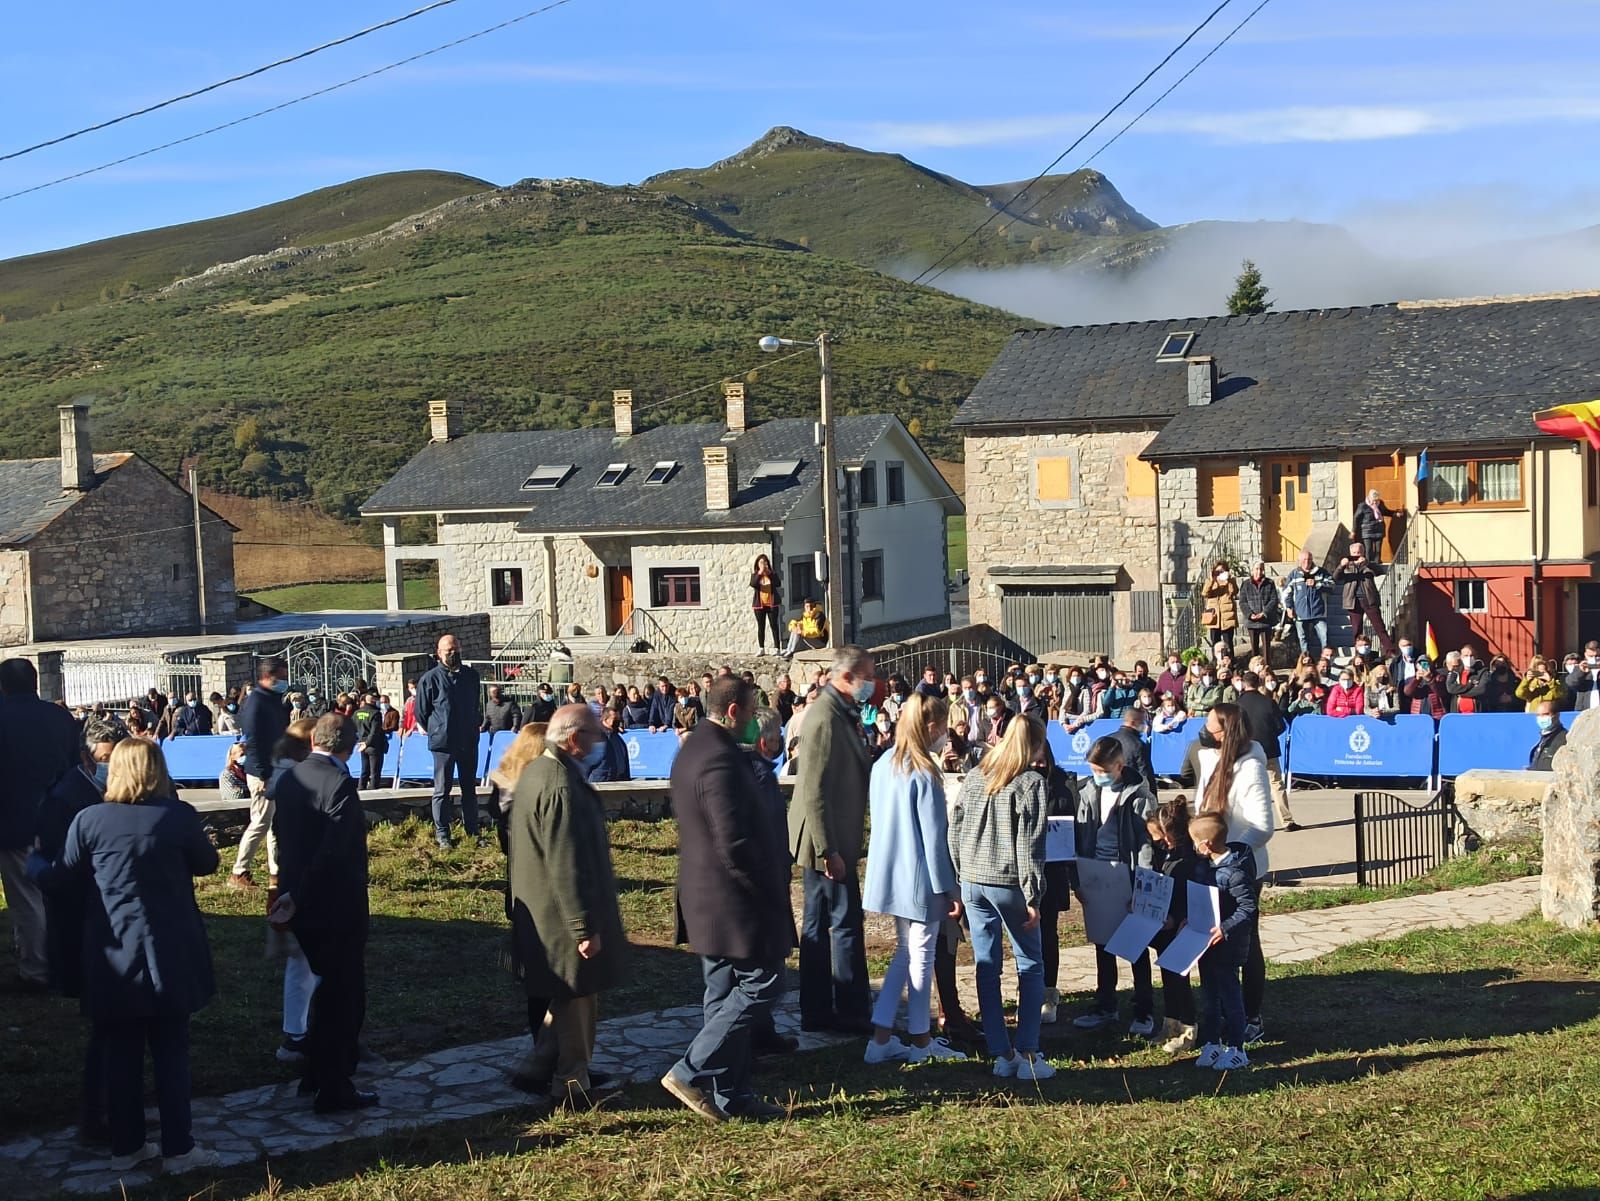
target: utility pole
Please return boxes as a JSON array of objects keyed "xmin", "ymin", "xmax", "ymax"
[
  {"xmin": 817, "ymin": 331, "xmax": 844, "ymax": 649},
  {"xmin": 189, "ymin": 467, "xmax": 209, "ymax": 634}
]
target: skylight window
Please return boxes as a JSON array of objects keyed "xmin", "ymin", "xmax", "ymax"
[
  {"xmin": 644, "ymin": 460, "xmax": 677, "ymax": 486},
  {"xmin": 596, "ymin": 463, "xmax": 629, "ymax": 487},
  {"xmin": 751, "ymin": 459, "xmax": 802, "ymax": 484},
  {"xmin": 521, "ymin": 464, "xmax": 574, "ymax": 490},
  {"xmin": 1156, "ymin": 331, "xmax": 1196, "ymax": 361}
]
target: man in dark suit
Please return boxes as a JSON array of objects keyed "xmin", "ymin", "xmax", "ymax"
[
  {"xmin": 270, "ymin": 714, "xmax": 376, "ymax": 1114},
  {"xmin": 0, "ymin": 657, "xmax": 83, "ymax": 989},
  {"xmin": 583, "ymin": 706, "xmax": 632, "ymax": 783},
  {"xmin": 1109, "ymin": 706, "xmax": 1156, "ymax": 794},
  {"xmin": 1234, "ymin": 672, "xmax": 1299, "ymax": 832},
  {"xmin": 662, "ymin": 677, "xmax": 794, "ymax": 1122},
  {"xmin": 413, "ymin": 633, "xmax": 483, "ymax": 848}
]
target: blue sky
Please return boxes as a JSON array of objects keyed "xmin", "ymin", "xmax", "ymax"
[{"xmin": 3, "ymin": 0, "xmax": 1599, "ymax": 260}]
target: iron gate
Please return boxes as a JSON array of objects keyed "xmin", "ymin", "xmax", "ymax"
[
  {"xmin": 62, "ymin": 647, "xmax": 201, "ymax": 708},
  {"xmin": 261, "ymin": 627, "xmax": 377, "ymax": 698},
  {"xmin": 1353, "ymin": 789, "xmax": 1457, "ymax": 888}
]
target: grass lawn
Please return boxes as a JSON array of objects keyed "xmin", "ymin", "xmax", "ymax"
[
  {"xmin": 947, "ymin": 514, "xmax": 967, "ymax": 576},
  {"xmin": 245, "ymin": 578, "xmax": 441, "ymax": 612},
  {"xmin": 1262, "ymin": 841, "xmax": 1541, "ymax": 914}
]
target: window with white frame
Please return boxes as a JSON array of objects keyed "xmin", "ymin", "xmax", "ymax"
[
  {"xmin": 1453, "ymin": 578, "xmax": 1487, "ymax": 613},
  {"xmin": 490, "ymin": 567, "xmax": 524, "ymax": 606}
]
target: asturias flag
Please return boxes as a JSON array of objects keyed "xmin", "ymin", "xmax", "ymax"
[{"xmin": 1534, "ymin": 399, "xmax": 1600, "ymax": 450}]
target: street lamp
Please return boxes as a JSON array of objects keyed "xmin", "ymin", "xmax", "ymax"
[{"xmin": 760, "ymin": 331, "xmax": 842, "ymax": 650}]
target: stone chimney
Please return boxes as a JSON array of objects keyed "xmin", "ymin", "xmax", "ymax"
[
  {"xmin": 723, "ymin": 381, "xmax": 747, "ymax": 434},
  {"xmin": 428, "ymin": 399, "xmax": 462, "ymax": 442},
  {"xmin": 703, "ymin": 445, "xmax": 734, "ymax": 511},
  {"xmin": 613, "ymin": 389, "xmax": 635, "ymax": 438},
  {"xmin": 58, "ymin": 403, "xmax": 94, "ymax": 492},
  {"xmin": 1186, "ymin": 356, "xmax": 1217, "ymax": 407}
]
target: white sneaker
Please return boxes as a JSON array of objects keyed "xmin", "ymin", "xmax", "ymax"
[
  {"xmin": 907, "ymin": 1036, "xmax": 968, "ymax": 1064},
  {"xmin": 1039, "ymin": 986, "xmax": 1060, "ymax": 1025},
  {"xmin": 1195, "ymin": 1042, "xmax": 1224, "ymax": 1068},
  {"xmin": 863, "ymin": 1035, "xmax": 911, "ymax": 1065},
  {"xmin": 109, "ymin": 1143, "xmax": 160, "ymax": 1173},
  {"xmin": 1072, "ymin": 1008, "xmax": 1117, "ymax": 1030},
  {"xmin": 1013, "ymin": 1053, "xmax": 1056, "ymax": 1081},
  {"xmin": 1162, "ymin": 1024, "xmax": 1198, "ymax": 1054},
  {"xmin": 1127, "ymin": 1015, "xmax": 1157, "ymax": 1039},
  {"xmin": 1211, "ymin": 1046, "xmax": 1250, "ymax": 1071},
  {"xmin": 992, "ymin": 1051, "xmax": 1019, "ymax": 1078},
  {"xmin": 163, "ymin": 1145, "xmax": 221, "ymax": 1174}
]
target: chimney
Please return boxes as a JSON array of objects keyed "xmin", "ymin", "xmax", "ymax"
[
  {"xmin": 612, "ymin": 389, "xmax": 635, "ymax": 438},
  {"xmin": 1186, "ymin": 356, "xmax": 1217, "ymax": 407},
  {"xmin": 58, "ymin": 403, "xmax": 94, "ymax": 492},
  {"xmin": 723, "ymin": 381, "xmax": 747, "ymax": 434},
  {"xmin": 703, "ymin": 445, "xmax": 734, "ymax": 511},
  {"xmin": 428, "ymin": 399, "xmax": 462, "ymax": 442}
]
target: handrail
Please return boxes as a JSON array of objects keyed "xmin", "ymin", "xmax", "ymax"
[
  {"xmin": 492, "ymin": 607, "xmax": 547, "ymax": 664},
  {"xmin": 601, "ymin": 607, "xmax": 678, "ymax": 655}
]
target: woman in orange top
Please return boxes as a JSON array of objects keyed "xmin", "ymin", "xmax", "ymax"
[{"xmin": 750, "ymin": 553, "xmax": 784, "ymax": 655}]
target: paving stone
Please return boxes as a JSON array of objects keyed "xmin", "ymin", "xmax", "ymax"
[
  {"xmin": 431, "ymin": 1062, "xmax": 501, "ymax": 1087},
  {"xmin": 621, "ymin": 1022, "xmax": 694, "ymax": 1049}
]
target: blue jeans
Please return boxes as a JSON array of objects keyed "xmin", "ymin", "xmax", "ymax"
[
  {"xmin": 799, "ymin": 867, "xmax": 869, "ymax": 1025},
  {"xmin": 430, "ymin": 749, "xmax": 480, "ymax": 841},
  {"xmin": 1296, "ymin": 619, "xmax": 1327, "ymax": 659},
  {"xmin": 1199, "ymin": 948, "xmax": 1247, "ymax": 1049},
  {"xmin": 962, "ymin": 880, "xmax": 1045, "ymax": 1056},
  {"xmin": 669, "ymin": 956, "xmax": 786, "ymax": 1116}
]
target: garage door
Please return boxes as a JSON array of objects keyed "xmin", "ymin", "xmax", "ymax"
[{"xmin": 1000, "ymin": 586, "xmax": 1114, "ymax": 659}]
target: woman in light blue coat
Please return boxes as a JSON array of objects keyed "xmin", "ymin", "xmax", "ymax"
[{"xmin": 862, "ymin": 693, "xmax": 968, "ymax": 1065}]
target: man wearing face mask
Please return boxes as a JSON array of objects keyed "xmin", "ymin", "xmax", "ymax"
[
  {"xmin": 1443, "ymin": 643, "xmax": 1493, "ymax": 714},
  {"xmin": 1527, "ymin": 700, "xmax": 1567, "ymax": 771},
  {"xmin": 414, "ymin": 634, "xmax": 484, "ymax": 849},
  {"xmin": 788, "ymin": 645, "xmax": 876, "ymax": 1035},
  {"xmin": 583, "ymin": 707, "xmax": 632, "ymax": 784},
  {"xmin": 1565, "ymin": 641, "xmax": 1600, "ymax": 712},
  {"xmin": 232, "ymin": 657, "xmax": 291, "ymax": 891},
  {"xmin": 1155, "ymin": 656, "xmax": 1187, "ymax": 706},
  {"xmin": 1389, "ymin": 638, "xmax": 1420, "ymax": 685},
  {"xmin": 1334, "ymin": 542, "xmax": 1397, "ymax": 657}
]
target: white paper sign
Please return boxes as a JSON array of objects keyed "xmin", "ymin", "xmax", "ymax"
[
  {"xmin": 1044, "ymin": 816, "xmax": 1076, "ymax": 862},
  {"xmin": 1104, "ymin": 867, "xmax": 1174, "ymax": 963},
  {"xmin": 1076, "ymin": 858, "xmax": 1133, "ymax": 947},
  {"xmin": 1155, "ymin": 880, "xmax": 1222, "ymax": 976}
]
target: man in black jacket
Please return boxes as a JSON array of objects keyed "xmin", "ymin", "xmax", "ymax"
[
  {"xmin": 662, "ymin": 676, "xmax": 794, "ymax": 1122},
  {"xmin": 1235, "ymin": 672, "xmax": 1299, "ymax": 831},
  {"xmin": 1333, "ymin": 541, "xmax": 1396, "ymax": 656},
  {"xmin": 0, "ymin": 658, "xmax": 82, "ymax": 988},
  {"xmin": 413, "ymin": 633, "xmax": 483, "ymax": 849},
  {"xmin": 526, "ymin": 683, "xmax": 557, "ymax": 724},
  {"xmin": 1109, "ymin": 706, "xmax": 1156, "ymax": 794},
  {"xmin": 271, "ymin": 714, "xmax": 376, "ymax": 1114},
  {"xmin": 232, "ymin": 657, "xmax": 290, "ymax": 889},
  {"xmin": 481, "ymin": 686, "xmax": 522, "ymax": 734},
  {"xmin": 583, "ymin": 707, "xmax": 632, "ymax": 783},
  {"xmin": 646, "ymin": 676, "xmax": 678, "ymax": 732},
  {"xmin": 1528, "ymin": 701, "xmax": 1567, "ymax": 771}
]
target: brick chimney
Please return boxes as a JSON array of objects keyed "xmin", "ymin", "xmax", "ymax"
[
  {"xmin": 613, "ymin": 389, "xmax": 635, "ymax": 438},
  {"xmin": 428, "ymin": 399, "xmax": 463, "ymax": 442},
  {"xmin": 723, "ymin": 381, "xmax": 747, "ymax": 434},
  {"xmin": 703, "ymin": 445, "xmax": 734, "ymax": 511},
  {"xmin": 1186, "ymin": 356, "xmax": 1217, "ymax": 407},
  {"xmin": 58, "ymin": 403, "xmax": 94, "ymax": 492}
]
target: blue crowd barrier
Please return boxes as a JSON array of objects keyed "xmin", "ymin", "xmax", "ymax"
[
  {"xmin": 161, "ymin": 735, "xmax": 240, "ymax": 782},
  {"xmin": 1151, "ymin": 724, "xmax": 1200, "ymax": 777},
  {"xmin": 1562, "ymin": 710, "xmax": 1581, "ymax": 729},
  {"xmin": 1284, "ymin": 714, "xmax": 1435, "ymax": 783},
  {"xmin": 1045, "ymin": 719, "xmax": 1122, "ymax": 777},
  {"xmin": 1437, "ymin": 713, "xmax": 1546, "ymax": 777},
  {"xmin": 484, "ymin": 730, "xmax": 518, "ymax": 780},
  {"xmin": 622, "ymin": 731, "xmax": 680, "ymax": 780},
  {"xmin": 395, "ymin": 733, "xmax": 434, "ymax": 782}
]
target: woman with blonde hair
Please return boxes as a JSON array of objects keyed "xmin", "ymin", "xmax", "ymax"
[
  {"xmin": 861, "ymin": 693, "xmax": 968, "ymax": 1066},
  {"xmin": 948, "ymin": 714, "xmax": 1053, "ymax": 1081},
  {"xmin": 39, "ymin": 738, "xmax": 219, "ymax": 1174},
  {"xmin": 487, "ymin": 723, "xmax": 549, "ymax": 851}
]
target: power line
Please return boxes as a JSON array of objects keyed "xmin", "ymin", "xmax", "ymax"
[
  {"xmin": 0, "ymin": 0, "xmax": 580, "ymax": 205},
  {"xmin": 907, "ymin": 0, "xmax": 1237, "ymax": 288},
  {"xmin": 0, "ymin": 0, "xmax": 467, "ymax": 165},
  {"xmin": 629, "ymin": 346, "xmax": 818, "ymax": 416}
]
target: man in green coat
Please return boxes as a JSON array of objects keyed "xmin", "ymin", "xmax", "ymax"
[{"xmin": 507, "ymin": 704, "xmax": 627, "ymax": 1107}]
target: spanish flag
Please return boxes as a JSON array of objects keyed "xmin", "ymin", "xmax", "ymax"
[
  {"xmin": 1425, "ymin": 621, "xmax": 1439, "ymax": 662},
  {"xmin": 1534, "ymin": 399, "xmax": 1600, "ymax": 449}
]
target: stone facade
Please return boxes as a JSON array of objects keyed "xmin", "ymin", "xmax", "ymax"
[
  {"xmin": 966, "ymin": 429, "xmax": 1162, "ymax": 663},
  {"xmin": 1453, "ymin": 769, "xmax": 1549, "ymax": 851},
  {"xmin": 1541, "ymin": 709, "xmax": 1600, "ymax": 928},
  {"xmin": 0, "ymin": 552, "xmax": 28, "ymax": 647}
]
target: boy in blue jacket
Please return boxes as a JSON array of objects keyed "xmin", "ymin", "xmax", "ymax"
[{"xmin": 1189, "ymin": 812, "xmax": 1258, "ymax": 1071}]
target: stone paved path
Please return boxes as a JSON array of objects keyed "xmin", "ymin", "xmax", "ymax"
[{"xmin": 0, "ymin": 877, "xmax": 1541, "ymax": 1197}]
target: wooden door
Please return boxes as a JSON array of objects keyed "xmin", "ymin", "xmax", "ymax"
[
  {"xmin": 1354, "ymin": 455, "xmax": 1408, "ymax": 559},
  {"xmin": 1262, "ymin": 458, "xmax": 1312, "ymax": 561},
  {"xmin": 604, "ymin": 567, "xmax": 634, "ymax": 635}
]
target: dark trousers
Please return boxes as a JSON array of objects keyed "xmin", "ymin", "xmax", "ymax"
[
  {"xmin": 1151, "ymin": 929, "xmax": 1195, "ymax": 1024},
  {"xmin": 1348, "ymin": 602, "xmax": 1396, "ymax": 656},
  {"xmin": 1199, "ymin": 949, "xmax": 1247, "ymax": 1048},
  {"xmin": 754, "ymin": 607, "xmax": 782, "ymax": 649},
  {"xmin": 1095, "ymin": 944, "xmax": 1154, "ymax": 1019},
  {"xmin": 360, "ymin": 748, "xmax": 385, "ymax": 790},
  {"xmin": 1208, "ymin": 627, "xmax": 1236, "ymax": 656},
  {"xmin": 934, "ymin": 921, "xmax": 966, "ymax": 1021},
  {"xmin": 669, "ymin": 955, "xmax": 785, "ymax": 1117},
  {"xmin": 430, "ymin": 749, "xmax": 480, "ymax": 840},
  {"xmin": 1244, "ymin": 924, "xmax": 1265, "ymax": 1020},
  {"xmin": 1248, "ymin": 628, "xmax": 1273, "ymax": 663},
  {"xmin": 1039, "ymin": 864, "xmax": 1071, "ymax": 989},
  {"xmin": 82, "ymin": 1021, "xmax": 109, "ymax": 1138},
  {"xmin": 1363, "ymin": 535, "xmax": 1383, "ymax": 564},
  {"xmin": 799, "ymin": 867, "xmax": 869, "ymax": 1024},
  {"xmin": 103, "ymin": 1014, "xmax": 193, "ymax": 1158},
  {"xmin": 295, "ymin": 923, "xmax": 367, "ymax": 1098}
]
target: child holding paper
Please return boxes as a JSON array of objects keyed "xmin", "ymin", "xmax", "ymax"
[
  {"xmin": 1189, "ymin": 812, "xmax": 1259, "ymax": 1071},
  {"xmin": 1070, "ymin": 736, "xmax": 1158, "ymax": 1037},
  {"xmin": 1148, "ymin": 798, "xmax": 1199, "ymax": 1053}
]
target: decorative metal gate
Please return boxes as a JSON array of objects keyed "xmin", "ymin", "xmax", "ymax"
[
  {"xmin": 266, "ymin": 627, "xmax": 377, "ymax": 698},
  {"xmin": 1353, "ymin": 789, "xmax": 1457, "ymax": 888},
  {"xmin": 62, "ymin": 646, "xmax": 201, "ymax": 707}
]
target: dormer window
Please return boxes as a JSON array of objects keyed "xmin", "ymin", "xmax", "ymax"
[
  {"xmin": 521, "ymin": 464, "xmax": 574, "ymax": 490},
  {"xmin": 596, "ymin": 463, "xmax": 628, "ymax": 487},
  {"xmin": 1156, "ymin": 331, "xmax": 1195, "ymax": 361},
  {"xmin": 644, "ymin": 460, "xmax": 676, "ymax": 486},
  {"xmin": 751, "ymin": 459, "xmax": 801, "ymax": 484}
]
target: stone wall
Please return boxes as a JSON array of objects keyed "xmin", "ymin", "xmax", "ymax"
[
  {"xmin": 965, "ymin": 429, "xmax": 1162, "ymax": 663},
  {"xmin": 1453, "ymin": 769, "xmax": 1549, "ymax": 851},
  {"xmin": 0, "ymin": 551, "xmax": 29, "ymax": 647},
  {"xmin": 859, "ymin": 613, "xmax": 953, "ymax": 648},
  {"xmin": 562, "ymin": 652, "xmax": 791, "ymax": 696},
  {"xmin": 1542, "ymin": 708, "xmax": 1600, "ymax": 928},
  {"xmin": 25, "ymin": 457, "xmax": 237, "ymax": 643}
]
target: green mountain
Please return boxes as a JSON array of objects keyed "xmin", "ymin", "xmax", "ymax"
[
  {"xmin": 643, "ymin": 126, "xmax": 1154, "ymax": 272},
  {"xmin": 0, "ymin": 170, "xmax": 488, "ymax": 321},
  {"xmin": 0, "ymin": 176, "xmax": 1019, "ymax": 518}
]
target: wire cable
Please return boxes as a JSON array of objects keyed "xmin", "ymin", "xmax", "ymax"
[
  {"xmin": 907, "ymin": 0, "xmax": 1236, "ymax": 288},
  {"xmin": 0, "ymin": 0, "xmax": 579, "ymax": 205},
  {"xmin": 0, "ymin": 0, "xmax": 467, "ymax": 164},
  {"xmin": 629, "ymin": 346, "xmax": 818, "ymax": 416}
]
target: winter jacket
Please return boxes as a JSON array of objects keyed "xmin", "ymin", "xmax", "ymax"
[
  {"xmin": 583, "ymin": 730, "xmax": 632, "ymax": 783},
  {"xmin": 1565, "ymin": 663, "xmax": 1600, "ymax": 712},
  {"xmin": 1072, "ymin": 766, "xmax": 1157, "ymax": 871},
  {"xmin": 749, "ymin": 568, "xmax": 782, "ymax": 612},
  {"xmin": 863, "ymin": 755, "xmax": 959, "ymax": 925},
  {"xmin": 949, "ymin": 764, "xmax": 1048, "ymax": 908},
  {"xmin": 1354, "ymin": 499, "xmax": 1391, "ymax": 545},
  {"xmin": 1443, "ymin": 662, "xmax": 1494, "ymax": 714},
  {"xmin": 481, "ymin": 697, "xmax": 523, "ymax": 733},
  {"xmin": 1529, "ymin": 725, "xmax": 1568, "ymax": 772},
  {"xmin": 1192, "ymin": 742, "xmax": 1275, "ymax": 876},
  {"xmin": 1238, "ymin": 575, "xmax": 1283, "ymax": 632},
  {"xmin": 1155, "ymin": 668, "xmax": 1186, "ymax": 705},
  {"xmin": 1201, "ymin": 577, "xmax": 1240, "ymax": 631},
  {"xmin": 1365, "ymin": 684, "xmax": 1401, "ymax": 716},
  {"xmin": 1285, "ymin": 566, "xmax": 1331, "ymax": 621},
  {"xmin": 414, "ymin": 661, "xmax": 482, "ymax": 753},
  {"xmin": 1186, "ymin": 681, "xmax": 1234, "ymax": 716},
  {"xmin": 0, "ymin": 692, "xmax": 83, "ymax": 851},
  {"xmin": 1514, "ymin": 674, "xmax": 1567, "ymax": 712},
  {"xmin": 1235, "ymin": 690, "xmax": 1286, "ymax": 762},
  {"xmin": 353, "ymin": 703, "xmax": 388, "ymax": 753},
  {"xmin": 1324, "ymin": 683, "xmax": 1365, "ymax": 718},
  {"xmin": 1334, "ymin": 559, "xmax": 1383, "ymax": 611},
  {"xmin": 1195, "ymin": 843, "xmax": 1259, "ymax": 962},
  {"xmin": 1403, "ymin": 675, "xmax": 1448, "ymax": 718}
]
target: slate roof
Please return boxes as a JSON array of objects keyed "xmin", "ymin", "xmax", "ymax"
[
  {"xmin": 0, "ymin": 454, "xmax": 132, "ymax": 546},
  {"xmin": 952, "ymin": 293, "xmax": 1600, "ymax": 460},
  {"xmin": 360, "ymin": 415, "xmax": 950, "ymax": 531}
]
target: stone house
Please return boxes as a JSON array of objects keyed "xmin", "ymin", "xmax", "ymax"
[
  {"xmin": 957, "ymin": 292, "xmax": 1600, "ymax": 663},
  {"xmin": 0, "ymin": 404, "xmax": 238, "ymax": 647},
  {"xmin": 361, "ymin": 388, "xmax": 962, "ymax": 655}
]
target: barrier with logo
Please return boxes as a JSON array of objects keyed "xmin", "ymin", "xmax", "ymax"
[
  {"xmin": 1045, "ymin": 719, "xmax": 1122, "ymax": 776},
  {"xmin": 621, "ymin": 731, "xmax": 680, "ymax": 779},
  {"xmin": 1283, "ymin": 714, "xmax": 1436, "ymax": 786},
  {"xmin": 1437, "ymin": 713, "xmax": 1546, "ymax": 777},
  {"xmin": 1151, "ymin": 724, "xmax": 1201, "ymax": 778}
]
